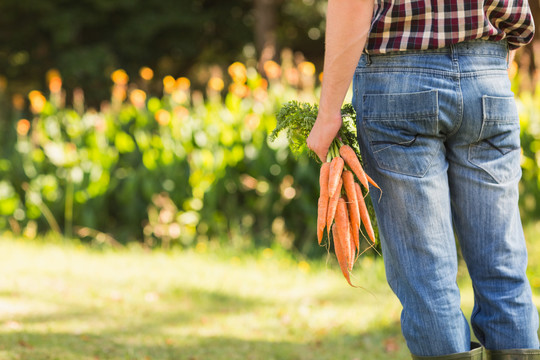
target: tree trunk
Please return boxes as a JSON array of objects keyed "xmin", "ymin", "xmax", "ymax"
[{"xmin": 253, "ymin": 0, "xmax": 279, "ymax": 66}]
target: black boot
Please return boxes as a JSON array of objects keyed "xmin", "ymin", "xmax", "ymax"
[
  {"xmin": 485, "ymin": 348, "xmax": 540, "ymax": 360},
  {"xmin": 411, "ymin": 342, "xmax": 485, "ymax": 360}
]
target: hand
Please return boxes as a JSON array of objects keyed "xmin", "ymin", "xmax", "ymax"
[{"xmin": 306, "ymin": 111, "xmax": 342, "ymax": 162}]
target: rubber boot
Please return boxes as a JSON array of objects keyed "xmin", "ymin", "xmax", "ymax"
[
  {"xmin": 411, "ymin": 342, "xmax": 485, "ymax": 360},
  {"xmin": 485, "ymin": 348, "xmax": 540, "ymax": 360}
]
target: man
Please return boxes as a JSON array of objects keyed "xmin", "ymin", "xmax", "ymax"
[{"xmin": 307, "ymin": 1, "xmax": 540, "ymax": 359}]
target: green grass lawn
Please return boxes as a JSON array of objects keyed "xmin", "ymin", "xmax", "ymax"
[{"xmin": 0, "ymin": 222, "xmax": 539, "ymax": 360}]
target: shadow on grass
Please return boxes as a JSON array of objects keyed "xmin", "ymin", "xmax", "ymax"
[
  {"xmin": 0, "ymin": 284, "xmax": 410, "ymax": 360},
  {"xmin": 8, "ymin": 284, "xmax": 268, "ymax": 330},
  {"xmin": 4, "ymin": 311, "xmax": 540, "ymax": 360},
  {"xmin": 2, "ymin": 278, "xmax": 537, "ymax": 359},
  {"xmin": 174, "ymin": 326, "xmax": 410, "ymax": 360},
  {"xmin": 0, "ymin": 327, "xmax": 409, "ymax": 360}
]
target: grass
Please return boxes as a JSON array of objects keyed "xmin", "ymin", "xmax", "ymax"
[{"xmin": 0, "ymin": 222, "xmax": 539, "ymax": 360}]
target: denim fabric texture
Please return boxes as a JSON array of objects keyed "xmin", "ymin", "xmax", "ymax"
[{"xmin": 352, "ymin": 40, "xmax": 540, "ymax": 357}]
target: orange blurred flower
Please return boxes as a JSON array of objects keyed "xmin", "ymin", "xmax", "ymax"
[
  {"xmin": 46, "ymin": 69, "xmax": 60, "ymax": 82},
  {"xmin": 28, "ymin": 90, "xmax": 46, "ymax": 113},
  {"xmin": 16, "ymin": 119, "xmax": 30, "ymax": 136},
  {"xmin": 298, "ymin": 61, "xmax": 316, "ymax": 76},
  {"xmin": 139, "ymin": 67, "xmax": 154, "ymax": 81},
  {"xmin": 163, "ymin": 76, "xmax": 176, "ymax": 94},
  {"xmin": 47, "ymin": 69, "xmax": 62, "ymax": 93},
  {"xmin": 253, "ymin": 87, "xmax": 267, "ymax": 102},
  {"xmin": 229, "ymin": 83, "xmax": 250, "ymax": 98},
  {"xmin": 263, "ymin": 60, "xmax": 281, "ymax": 80},
  {"xmin": 285, "ymin": 68, "xmax": 299, "ymax": 87},
  {"xmin": 129, "ymin": 89, "xmax": 147, "ymax": 108},
  {"xmin": 49, "ymin": 77, "xmax": 62, "ymax": 93},
  {"xmin": 111, "ymin": 69, "xmax": 129, "ymax": 85},
  {"xmin": 172, "ymin": 90, "xmax": 188, "ymax": 104},
  {"xmin": 12, "ymin": 93, "xmax": 25, "ymax": 111},
  {"xmin": 112, "ymin": 86, "xmax": 126, "ymax": 102},
  {"xmin": 173, "ymin": 106, "xmax": 189, "ymax": 120},
  {"xmin": 208, "ymin": 77, "xmax": 225, "ymax": 92},
  {"xmin": 155, "ymin": 109, "xmax": 171, "ymax": 126},
  {"xmin": 319, "ymin": 72, "xmax": 324, "ymax": 83},
  {"xmin": 176, "ymin": 77, "xmax": 191, "ymax": 91},
  {"xmin": 228, "ymin": 62, "xmax": 247, "ymax": 83}
]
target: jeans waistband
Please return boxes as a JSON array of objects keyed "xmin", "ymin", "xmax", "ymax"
[{"xmin": 367, "ymin": 39, "xmax": 509, "ymax": 59}]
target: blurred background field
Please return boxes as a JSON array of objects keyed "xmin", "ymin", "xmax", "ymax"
[
  {"xmin": 0, "ymin": 0, "xmax": 540, "ymax": 253},
  {"xmin": 0, "ymin": 1, "xmax": 540, "ymax": 359},
  {"xmin": 1, "ymin": 37, "xmax": 540, "ymax": 256}
]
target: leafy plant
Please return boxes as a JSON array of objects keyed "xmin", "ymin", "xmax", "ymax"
[
  {"xmin": 270, "ymin": 101, "xmax": 360, "ymax": 163},
  {"xmin": 0, "ymin": 55, "xmax": 538, "ymax": 256}
]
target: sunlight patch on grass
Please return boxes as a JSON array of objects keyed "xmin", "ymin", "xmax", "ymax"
[
  {"xmin": 0, "ymin": 232, "xmax": 538, "ymax": 359},
  {"xmin": 0, "ymin": 237, "xmax": 409, "ymax": 359}
]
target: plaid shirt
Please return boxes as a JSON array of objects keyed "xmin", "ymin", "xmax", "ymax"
[{"xmin": 366, "ymin": 0, "xmax": 536, "ymax": 54}]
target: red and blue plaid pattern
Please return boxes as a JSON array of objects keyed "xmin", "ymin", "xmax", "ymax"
[{"xmin": 366, "ymin": 0, "xmax": 535, "ymax": 54}]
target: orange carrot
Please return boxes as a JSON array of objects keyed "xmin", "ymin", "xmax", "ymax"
[
  {"xmin": 335, "ymin": 198, "xmax": 353, "ymax": 271},
  {"xmin": 317, "ymin": 195, "xmax": 328, "ymax": 245},
  {"xmin": 355, "ymin": 182, "xmax": 376, "ymax": 244},
  {"xmin": 319, "ymin": 162, "xmax": 330, "ymax": 197},
  {"xmin": 350, "ymin": 215, "xmax": 360, "ymax": 252},
  {"xmin": 339, "ymin": 145, "xmax": 369, "ymax": 189},
  {"xmin": 342, "ymin": 170, "xmax": 360, "ymax": 251},
  {"xmin": 326, "ymin": 179, "xmax": 342, "ymax": 234},
  {"xmin": 328, "ymin": 156, "xmax": 344, "ymax": 198},
  {"xmin": 317, "ymin": 162, "xmax": 331, "ymax": 244},
  {"xmin": 349, "ymin": 224, "xmax": 357, "ymax": 268},
  {"xmin": 366, "ymin": 173, "xmax": 381, "ymax": 192},
  {"xmin": 332, "ymin": 223, "xmax": 354, "ymax": 287},
  {"xmin": 348, "ymin": 224, "xmax": 355, "ymax": 271}
]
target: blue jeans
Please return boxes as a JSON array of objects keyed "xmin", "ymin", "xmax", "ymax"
[{"xmin": 352, "ymin": 40, "xmax": 540, "ymax": 356}]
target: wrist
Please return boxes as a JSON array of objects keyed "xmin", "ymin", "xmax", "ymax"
[{"xmin": 317, "ymin": 106, "xmax": 342, "ymax": 123}]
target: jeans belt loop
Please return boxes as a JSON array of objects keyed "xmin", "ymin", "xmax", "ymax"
[{"xmin": 366, "ymin": 52, "xmax": 372, "ymax": 66}]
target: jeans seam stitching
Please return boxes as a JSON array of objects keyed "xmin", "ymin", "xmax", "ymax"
[{"xmin": 447, "ymin": 76, "xmax": 463, "ymax": 137}]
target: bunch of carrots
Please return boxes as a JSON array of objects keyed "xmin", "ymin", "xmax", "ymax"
[
  {"xmin": 270, "ymin": 101, "xmax": 380, "ymax": 287},
  {"xmin": 318, "ymin": 142, "xmax": 380, "ymax": 287}
]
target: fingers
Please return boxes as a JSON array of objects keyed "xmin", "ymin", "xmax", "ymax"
[
  {"xmin": 307, "ymin": 113, "xmax": 342, "ymax": 162},
  {"xmin": 315, "ymin": 149, "xmax": 327, "ymax": 163},
  {"xmin": 307, "ymin": 135, "xmax": 328, "ymax": 162},
  {"xmin": 317, "ymin": 148, "xmax": 328, "ymax": 163}
]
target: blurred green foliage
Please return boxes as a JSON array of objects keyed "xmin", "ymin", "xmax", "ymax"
[
  {"xmin": 0, "ymin": 54, "xmax": 539, "ymax": 255},
  {"xmin": 0, "ymin": 57, "xmax": 334, "ymax": 256},
  {"xmin": 511, "ymin": 65, "xmax": 540, "ymax": 223},
  {"xmin": 0, "ymin": 0, "xmax": 326, "ymax": 105},
  {"xmin": 518, "ymin": 93, "xmax": 540, "ymax": 220}
]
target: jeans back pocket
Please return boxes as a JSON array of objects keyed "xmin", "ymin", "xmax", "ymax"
[
  {"xmin": 363, "ymin": 90, "xmax": 440, "ymax": 177},
  {"xmin": 468, "ymin": 96, "xmax": 521, "ymax": 184}
]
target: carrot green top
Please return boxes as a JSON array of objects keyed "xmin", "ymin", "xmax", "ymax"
[{"xmin": 270, "ymin": 101, "xmax": 361, "ymax": 164}]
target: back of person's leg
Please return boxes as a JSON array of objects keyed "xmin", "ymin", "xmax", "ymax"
[
  {"xmin": 353, "ymin": 51, "xmax": 472, "ymax": 357},
  {"xmin": 446, "ymin": 42, "xmax": 540, "ymax": 353}
]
